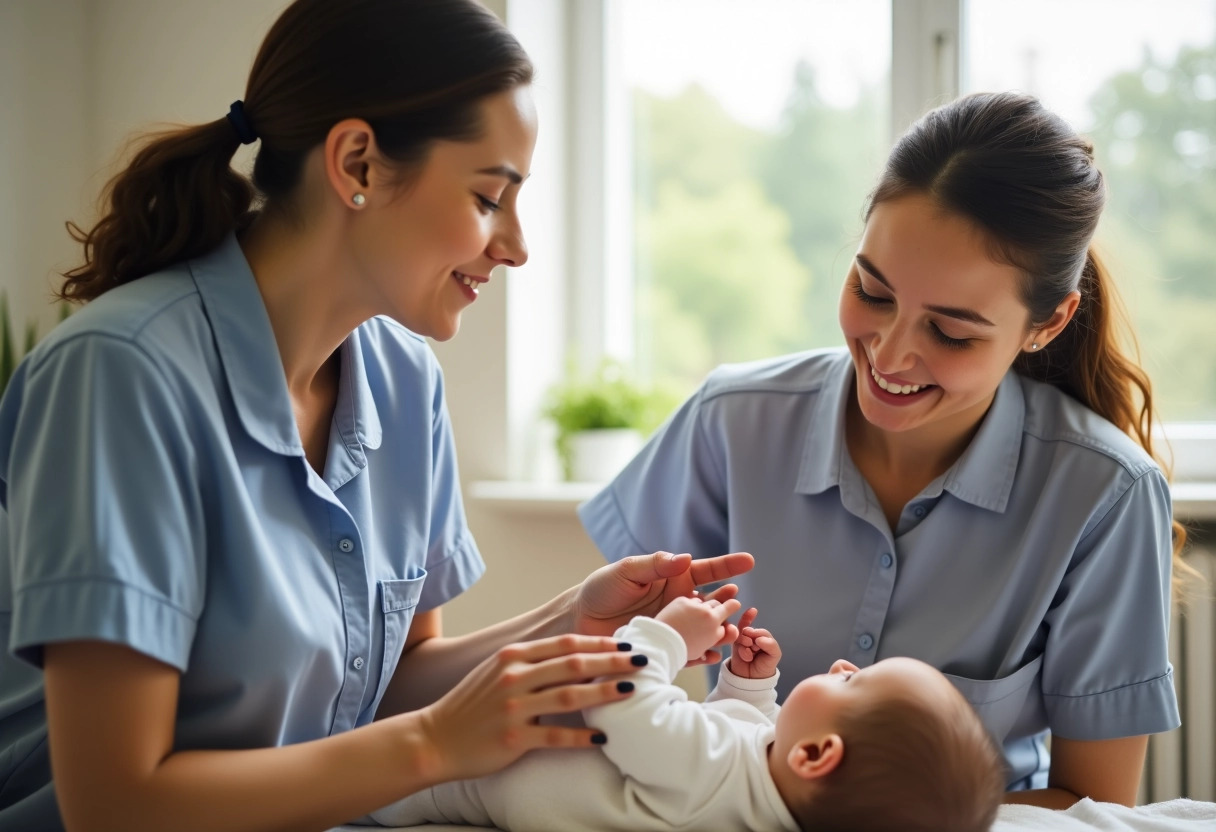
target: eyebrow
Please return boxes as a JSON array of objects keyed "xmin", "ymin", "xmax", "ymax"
[
  {"xmin": 855, "ymin": 254, "xmax": 996, "ymax": 327},
  {"xmin": 476, "ymin": 165, "xmax": 524, "ymax": 185}
]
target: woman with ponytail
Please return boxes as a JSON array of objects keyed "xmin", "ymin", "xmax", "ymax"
[
  {"xmin": 0, "ymin": 2, "xmax": 752, "ymax": 830},
  {"xmin": 582, "ymin": 91, "xmax": 1190, "ymax": 810}
]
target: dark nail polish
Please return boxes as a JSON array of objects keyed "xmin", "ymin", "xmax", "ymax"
[
  {"xmin": 617, "ymin": 680, "xmax": 635, "ymax": 693},
  {"xmin": 616, "ymin": 642, "xmax": 632, "ymax": 651},
  {"xmin": 630, "ymin": 654, "xmax": 648, "ymax": 667},
  {"xmin": 591, "ymin": 733, "xmax": 608, "ymax": 745}
]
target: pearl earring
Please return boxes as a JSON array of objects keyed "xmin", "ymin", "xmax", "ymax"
[
  {"xmin": 1031, "ymin": 343, "xmax": 1041, "ymax": 351},
  {"xmin": 352, "ymin": 193, "xmax": 366, "ymax": 206}
]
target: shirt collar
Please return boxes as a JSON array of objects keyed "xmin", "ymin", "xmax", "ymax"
[
  {"xmin": 188, "ymin": 233, "xmax": 382, "ymax": 457},
  {"xmin": 794, "ymin": 351, "xmax": 855, "ymax": 496},
  {"xmin": 794, "ymin": 351, "xmax": 1024, "ymax": 513}
]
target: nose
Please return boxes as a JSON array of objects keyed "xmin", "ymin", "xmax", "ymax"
[
  {"xmin": 487, "ymin": 217, "xmax": 528, "ymax": 269},
  {"xmin": 829, "ymin": 659, "xmax": 860, "ymax": 675},
  {"xmin": 868, "ymin": 316, "xmax": 916, "ymax": 375}
]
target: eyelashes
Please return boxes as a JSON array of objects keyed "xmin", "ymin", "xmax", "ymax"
[
  {"xmin": 475, "ymin": 193, "xmax": 501, "ymax": 213},
  {"xmin": 849, "ymin": 283, "xmax": 973, "ymax": 350}
]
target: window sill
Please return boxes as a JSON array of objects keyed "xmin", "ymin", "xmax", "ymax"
[
  {"xmin": 468, "ymin": 480, "xmax": 603, "ymax": 515},
  {"xmin": 469, "ymin": 480, "xmax": 1216, "ymax": 523}
]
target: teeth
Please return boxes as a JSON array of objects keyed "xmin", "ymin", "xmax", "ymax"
[
  {"xmin": 870, "ymin": 364, "xmax": 926, "ymax": 395},
  {"xmin": 456, "ymin": 272, "xmax": 480, "ymax": 293}
]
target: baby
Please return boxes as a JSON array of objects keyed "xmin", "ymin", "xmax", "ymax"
[{"xmin": 368, "ymin": 596, "xmax": 1005, "ymax": 832}]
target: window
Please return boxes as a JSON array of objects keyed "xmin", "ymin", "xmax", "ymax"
[
  {"xmin": 617, "ymin": 0, "xmax": 891, "ymax": 394},
  {"xmin": 597, "ymin": 0, "xmax": 1216, "ymax": 428},
  {"xmin": 966, "ymin": 0, "xmax": 1216, "ymax": 422}
]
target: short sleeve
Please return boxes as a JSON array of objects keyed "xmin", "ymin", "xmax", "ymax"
[
  {"xmin": 417, "ymin": 359, "xmax": 483, "ymax": 612},
  {"xmin": 579, "ymin": 385, "xmax": 729, "ymax": 562},
  {"xmin": 1, "ymin": 335, "xmax": 205, "ymax": 671},
  {"xmin": 1040, "ymin": 469, "xmax": 1180, "ymax": 739}
]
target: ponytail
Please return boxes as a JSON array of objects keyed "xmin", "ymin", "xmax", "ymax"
[
  {"xmin": 1016, "ymin": 250, "xmax": 1195, "ymax": 595},
  {"xmin": 59, "ymin": 119, "xmax": 256, "ymax": 302},
  {"xmin": 58, "ymin": 0, "xmax": 532, "ymax": 304}
]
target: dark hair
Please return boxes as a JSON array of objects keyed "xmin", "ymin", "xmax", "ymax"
[
  {"xmin": 867, "ymin": 91, "xmax": 1192, "ymax": 589},
  {"xmin": 790, "ymin": 691, "xmax": 1005, "ymax": 832},
  {"xmin": 60, "ymin": 0, "xmax": 533, "ymax": 302}
]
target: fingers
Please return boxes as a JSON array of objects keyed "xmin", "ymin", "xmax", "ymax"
[
  {"xmin": 706, "ymin": 597, "xmax": 742, "ymax": 624},
  {"xmin": 738, "ymin": 607, "xmax": 758, "ymax": 631},
  {"xmin": 499, "ymin": 634, "xmax": 626, "ymax": 665},
  {"xmin": 689, "ymin": 552, "xmax": 754, "ymax": 588},
  {"xmin": 616, "ymin": 551, "xmax": 693, "ymax": 585},
  {"xmin": 518, "ymin": 677, "xmax": 636, "ymax": 720},
  {"xmin": 508, "ymin": 649, "xmax": 643, "ymax": 695},
  {"xmin": 700, "ymin": 583, "xmax": 739, "ymax": 605}
]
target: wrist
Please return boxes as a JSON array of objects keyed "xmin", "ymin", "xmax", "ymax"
[{"xmin": 404, "ymin": 706, "xmax": 452, "ymax": 788}]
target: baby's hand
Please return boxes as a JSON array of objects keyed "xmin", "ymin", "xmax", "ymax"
[
  {"xmin": 728, "ymin": 608, "xmax": 781, "ymax": 679},
  {"xmin": 655, "ymin": 596, "xmax": 743, "ymax": 665}
]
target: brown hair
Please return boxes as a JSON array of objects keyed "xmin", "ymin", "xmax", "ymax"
[
  {"xmin": 790, "ymin": 691, "xmax": 1005, "ymax": 832},
  {"xmin": 867, "ymin": 91, "xmax": 1193, "ymax": 593},
  {"xmin": 60, "ymin": 0, "xmax": 533, "ymax": 302}
]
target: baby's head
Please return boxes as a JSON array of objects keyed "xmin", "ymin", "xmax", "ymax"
[{"xmin": 770, "ymin": 657, "xmax": 1004, "ymax": 832}]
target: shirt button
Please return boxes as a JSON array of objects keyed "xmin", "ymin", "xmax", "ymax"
[
  {"xmin": 858, "ymin": 633, "xmax": 875, "ymax": 650},
  {"xmin": 913, "ymin": 506, "xmax": 927, "ymax": 518},
  {"xmin": 338, "ymin": 538, "xmax": 355, "ymax": 553},
  {"xmin": 352, "ymin": 656, "xmax": 365, "ymax": 670},
  {"xmin": 880, "ymin": 553, "xmax": 894, "ymax": 569}
]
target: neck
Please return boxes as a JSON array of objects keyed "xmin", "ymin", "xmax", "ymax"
[
  {"xmin": 767, "ymin": 741, "xmax": 811, "ymax": 821},
  {"xmin": 845, "ymin": 383, "xmax": 992, "ymax": 485},
  {"xmin": 238, "ymin": 210, "xmax": 367, "ymax": 398}
]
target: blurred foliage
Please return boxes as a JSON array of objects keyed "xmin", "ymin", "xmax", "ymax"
[
  {"xmin": 1088, "ymin": 42, "xmax": 1216, "ymax": 420},
  {"xmin": 633, "ymin": 45, "xmax": 1215, "ymax": 420},
  {"xmin": 0, "ymin": 295, "xmax": 68, "ymax": 398}
]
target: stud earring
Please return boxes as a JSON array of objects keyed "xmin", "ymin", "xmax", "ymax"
[
  {"xmin": 351, "ymin": 193, "xmax": 366, "ymax": 207},
  {"xmin": 1031, "ymin": 343, "xmax": 1041, "ymax": 351}
]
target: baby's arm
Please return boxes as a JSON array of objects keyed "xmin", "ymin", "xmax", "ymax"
[
  {"xmin": 705, "ymin": 607, "xmax": 782, "ymax": 722},
  {"xmin": 583, "ymin": 602, "xmax": 766, "ymax": 799}
]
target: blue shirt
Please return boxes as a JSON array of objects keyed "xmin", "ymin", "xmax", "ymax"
[
  {"xmin": 580, "ymin": 348, "xmax": 1179, "ymax": 789},
  {"xmin": 0, "ymin": 234, "xmax": 484, "ymax": 828}
]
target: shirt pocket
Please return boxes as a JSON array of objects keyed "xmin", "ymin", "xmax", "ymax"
[
  {"xmin": 378, "ymin": 571, "xmax": 427, "ymax": 696},
  {"xmin": 943, "ymin": 655, "xmax": 1043, "ymax": 743}
]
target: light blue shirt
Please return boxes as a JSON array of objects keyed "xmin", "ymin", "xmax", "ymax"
[
  {"xmin": 0, "ymin": 234, "xmax": 484, "ymax": 829},
  {"xmin": 580, "ymin": 348, "xmax": 1179, "ymax": 789}
]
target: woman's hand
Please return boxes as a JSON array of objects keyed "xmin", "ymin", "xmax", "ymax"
[
  {"xmin": 728, "ymin": 607, "xmax": 782, "ymax": 679},
  {"xmin": 656, "ymin": 596, "xmax": 744, "ymax": 664},
  {"xmin": 573, "ymin": 551, "xmax": 753, "ymax": 665},
  {"xmin": 417, "ymin": 634, "xmax": 642, "ymax": 782}
]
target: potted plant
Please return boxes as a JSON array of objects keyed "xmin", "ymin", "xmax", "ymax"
[{"xmin": 543, "ymin": 360, "xmax": 674, "ymax": 483}]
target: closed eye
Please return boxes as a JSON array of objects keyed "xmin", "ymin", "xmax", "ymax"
[
  {"xmin": 475, "ymin": 193, "xmax": 501, "ymax": 213},
  {"xmin": 851, "ymin": 282, "xmax": 890, "ymax": 307}
]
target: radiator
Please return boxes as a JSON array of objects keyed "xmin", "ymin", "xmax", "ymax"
[{"xmin": 1140, "ymin": 545, "xmax": 1216, "ymax": 803}]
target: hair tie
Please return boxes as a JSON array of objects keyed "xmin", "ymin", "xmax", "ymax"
[{"xmin": 226, "ymin": 100, "xmax": 258, "ymax": 145}]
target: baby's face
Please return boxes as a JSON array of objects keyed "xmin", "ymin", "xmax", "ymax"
[{"xmin": 774, "ymin": 657, "xmax": 959, "ymax": 747}]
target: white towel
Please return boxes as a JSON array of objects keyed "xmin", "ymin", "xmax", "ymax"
[{"xmin": 993, "ymin": 798, "xmax": 1216, "ymax": 831}]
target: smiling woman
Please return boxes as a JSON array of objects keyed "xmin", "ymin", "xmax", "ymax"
[
  {"xmin": 582, "ymin": 91, "xmax": 1189, "ymax": 810},
  {"xmin": 0, "ymin": 1, "xmax": 755, "ymax": 831}
]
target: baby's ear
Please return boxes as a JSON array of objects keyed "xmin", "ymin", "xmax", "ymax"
[{"xmin": 787, "ymin": 734, "xmax": 844, "ymax": 781}]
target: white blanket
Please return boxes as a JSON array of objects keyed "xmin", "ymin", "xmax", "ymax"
[
  {"xmin": 331, "ymin": 798, "xmax": 1216, "ymax": 831},
  {"xmin": 992, "ymin": 799, "xmax": 1216, "ymax": 831}
]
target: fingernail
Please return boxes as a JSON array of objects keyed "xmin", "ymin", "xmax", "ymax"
[
  {"xmin": 616, "ymin": 681, "xmax": 635, "ymax": 693},
  {"xmin": 616, "ymin": 642, "xmax": 632, "ymax": 651},
  {"xmin": 630, "ymin": 654, "xmax": 648, "ymax": 667},
  {"xmin": 591, "ymin": 733, "xmax": 608, "ymax": 745}
]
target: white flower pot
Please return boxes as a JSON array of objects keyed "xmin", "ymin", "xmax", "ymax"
[{"xmin": 567, "ymin": 428, "xmax": 645, "ymax": 483}]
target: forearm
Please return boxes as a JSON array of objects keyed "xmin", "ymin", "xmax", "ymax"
[
  {"xmin": 1003, "ymin": 788, "xmax": 1081, "ymax": 809},
  {"xmin": 378, "ymin": 586, "xmax": 579, "ymax": 715},
  {"xmin": 60, "ymin": 712, "xmax": 439, "ymax": 832}
]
